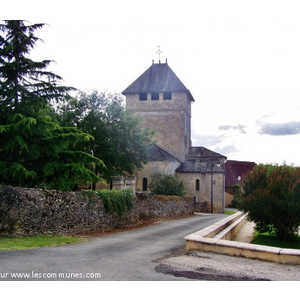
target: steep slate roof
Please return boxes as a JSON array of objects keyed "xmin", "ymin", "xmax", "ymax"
[
  {"xmin": 176, "ymin": 147, "xmax": 227, "ymax": 173},
  {"xmin": 225, "ymin": 160, "xmax": 256, "ymax": 187},
  {"xmin": 148, "ymin": 144, "xmax": 181, "ymax": 162},
  {"xmin": 122, "ymin": 62, "xmax": 195, "ymax": 101}
]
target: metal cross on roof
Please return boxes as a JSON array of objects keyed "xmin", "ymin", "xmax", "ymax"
[{"xmin": 156, "ymin": 45, "xmax": 162, "ymax": 63}]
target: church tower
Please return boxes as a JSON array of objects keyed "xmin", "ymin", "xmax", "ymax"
[
  {"xmin": 122, "ymin": 60, "xmax": 194, "ymax": 162},
  {"xmin": 121, "ymin": 58, "xmax": 226, "ymax": 213}
]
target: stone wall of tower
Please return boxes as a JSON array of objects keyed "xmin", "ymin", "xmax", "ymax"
[
  {"xmin": 126, "ymin": 91, "xmax": 192, "ymax": 162},
  {"xmin": 176, "ymin": 172, "xmax": 225, "ymax": 213}
]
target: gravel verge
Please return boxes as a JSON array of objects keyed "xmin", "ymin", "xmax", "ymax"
[
  {"xmin": 155, "ymin": 249, "xmax": 300, "ymax": 281},
  {"xmin": 155, "ymin": 220, "xmax": 300, "ymax": 281}
]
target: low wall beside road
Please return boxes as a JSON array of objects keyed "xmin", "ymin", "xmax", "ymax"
[
  {"xmin": 185, "ymin": 212, "xmax": 300, "ymax": 265},
  {"xmin": 0, "ymin": 186, "xmax": 194, "ymax": 236}
]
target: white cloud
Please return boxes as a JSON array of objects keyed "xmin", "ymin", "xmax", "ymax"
[
  {"xmin": 219, "ymin": 124, "xmax": 247, "ymax": 134},
  {"xmin": 191, "ymin": 133, "xmax": 226, "ymax": 148},
  {"xmin": 258, "ymin": 122, "xmax": 300, "ymax": 136}
]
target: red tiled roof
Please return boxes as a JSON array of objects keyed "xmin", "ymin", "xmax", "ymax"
[{"xmin": 225, "ymin": 160, "xmax": 256, "ymax": 187}]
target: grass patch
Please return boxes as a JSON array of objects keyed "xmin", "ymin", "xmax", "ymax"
[
  {"xmin": 251, "ymin": 232, "xmax": 300, "ymax": 249},
  {"xmin": 224, "ymin": 209, "xmax": 237, "ymax": 215},
  {"xmin": 0, "ymin": 235, "xmax": 87, "ymax": 251}
]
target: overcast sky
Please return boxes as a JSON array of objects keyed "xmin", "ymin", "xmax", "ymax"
[{"xmin": 4, "ymin": 0, "xmax": 300, "ymax": 166}]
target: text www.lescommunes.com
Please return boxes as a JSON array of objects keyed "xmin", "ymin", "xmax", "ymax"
[{"xmin": 1, "ymin": 271, "xmax": 102, "ymax": 279}]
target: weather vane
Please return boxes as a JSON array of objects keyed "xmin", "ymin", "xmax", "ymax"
[{"xmin": 156, "ymin": 45, "xmax": 162, "ymax": 63}]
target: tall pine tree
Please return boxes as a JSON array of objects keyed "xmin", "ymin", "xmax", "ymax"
[{"xmin": 0, "ymin": 20, "xmax": 104, "ymax": 190}]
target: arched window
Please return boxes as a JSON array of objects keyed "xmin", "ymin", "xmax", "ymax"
[
  {"xmin": 142, "ymin": 178, "xmax": 148, "ymax": 191},
  {"xmin": 196, "ymin": 179, "xmax": 200, "ymax": 191}
]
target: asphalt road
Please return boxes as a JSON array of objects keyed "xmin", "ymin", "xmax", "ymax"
[{"xmin": 0, "ymin": 213, "xmax": 227, "ymax": 281}]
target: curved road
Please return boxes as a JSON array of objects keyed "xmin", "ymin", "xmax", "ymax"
[{"xmin": 0, "ymin": 213, "xmax": 227, "ymax": 281}]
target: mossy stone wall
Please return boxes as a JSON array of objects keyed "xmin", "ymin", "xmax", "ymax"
[{"xmin": 0, "ymin": 186, "xmax": 194, "ymax": 236}]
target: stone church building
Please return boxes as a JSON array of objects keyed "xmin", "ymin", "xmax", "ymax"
[{"xmin": 120, "ymin": 60, "xmax": 227, "ymax": 213}]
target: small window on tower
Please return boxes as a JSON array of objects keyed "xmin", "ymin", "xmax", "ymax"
[
  {"xmin": 139, "ymin": 93, "xmax": 147, "ymax": 101},
  {"xmin": 163, "ymin": 92, "xmax": 172, "ymax": 100},
  {"xmin": 151, "ymin": 92, "xmax": 159, "ymax": 100},
  {"xmin": 196, "ymin": 179, "xmax": 200, "ymax": 191}
]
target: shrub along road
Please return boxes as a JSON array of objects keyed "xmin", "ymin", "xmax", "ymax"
[{"xmin": 0, "ymin": 213, "xmax": 227, "ymax": 281}]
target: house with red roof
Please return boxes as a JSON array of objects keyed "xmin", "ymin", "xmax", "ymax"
[{"xmin": 225, "ymin": 160, "xmax": 256, "ymax": 207}]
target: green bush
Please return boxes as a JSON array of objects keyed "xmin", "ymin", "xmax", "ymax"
[
  {"xmin": 229, "ymin": 184, "xmax": 243, "ymax": 208},
  {"xmin": 238, "ymin": 163, "xmax": 300, "ymax": 241},
  {"xmin": 148, "ymin": 172, "xmax": 185, "ymax": 196},
  {"xmin": 96, "ymin": 189, "xmax": 135, "ymax": 216}
]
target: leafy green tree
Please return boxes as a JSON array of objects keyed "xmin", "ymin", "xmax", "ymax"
[
  {"xmin": 148, "ymin": 172, "xmax": 186, "ymax": 196},
  {"xmin": 58, "ymin": 90, "xmax": 153, "ymax": 188},
  {"xmin": 0, "ymin": 20, "xmax": 104, "ymax": 190},
  {"xmin": 238, "ymin": 163, "xmax": 300, "ymax": 240}
]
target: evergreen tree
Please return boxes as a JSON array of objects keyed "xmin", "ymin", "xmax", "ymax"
[
  {"xmin": 0, "ymin": 20, "xmax": 104, "ymax": 190},
  {"xmin": 0, "ymin": 21, "xmax": 71, "ymax": 117}
]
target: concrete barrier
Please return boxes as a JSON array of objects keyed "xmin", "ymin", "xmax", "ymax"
[{"xmin": 185, "ymin": 212, "xmax": 300, "ymax": 265}]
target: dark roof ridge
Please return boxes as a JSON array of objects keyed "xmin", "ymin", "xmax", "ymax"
[
  {"xmin": 148, "ymin": 144, "xmax": 181, "ymax": 162},
  {"xmin": 226, "ymin": 159, "xmax": 256, "ymax": 164},
  {"xmin": 188, "ymin": 146, "xmax": 227, "ymax": 159},
  {"xmin": 122, "ymin": 62, "xmax": 195, "ymax": 101}
]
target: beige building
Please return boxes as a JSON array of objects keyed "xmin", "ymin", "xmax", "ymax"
[{"xmin": 121, "ymin": 60, "xmax": 226, "ymax": 213}]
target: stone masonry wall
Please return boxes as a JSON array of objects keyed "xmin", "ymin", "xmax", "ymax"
[
  {"xmin": 136, "ymin": 194, "xmax": 194, "ymax": 219},
  {"xmin": 126, "ymin": 91, "xmax": 191, "ymax": 162},
  {"xmin": 0, "ymin": 186, "xmax": 194, "ymax": 236}
]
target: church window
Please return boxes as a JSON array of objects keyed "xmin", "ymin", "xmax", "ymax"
[
  {"xmin": 139, "ymin": 93, "xmax": 147, "ymax": 100},
  {"xmin": 151, "ymin": 92, "xmax": 159, "ymax": 100},
  {"xmin": 163, "ymin": 92, "xmax": 172, "ymax": 100},
  {"xmin": 142, "ymin": 178, "xmax": 148, "ymax": 191},
  {"xmin": 196, "ymin": 179, "xmax": 200, "ymax": 191}
]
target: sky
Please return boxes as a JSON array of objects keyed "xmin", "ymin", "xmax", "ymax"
[{"xmin": 4, "ymin": 0, "xmax": 300, "ymax": 166}]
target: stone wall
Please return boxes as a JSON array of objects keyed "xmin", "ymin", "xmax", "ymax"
[
  {"xmin": 137, "ymin": 194, "xmax": 194, "ymax": 219},
  {"xmin": 225, "ymin": 191, "xmax": 234, "ymax": 208},
  {"xmin": 0, "ymin": 186, "xmax": 194, "ymax": 236}
]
